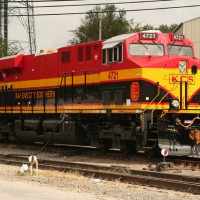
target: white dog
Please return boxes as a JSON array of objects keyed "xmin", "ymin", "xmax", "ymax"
[{"xmin": 20, "ymin": 164, "xmax": 29, "ymax": 174}]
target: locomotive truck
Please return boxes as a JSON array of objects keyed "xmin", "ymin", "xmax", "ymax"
[{"xmin": 0, "ymin": 30, "xmax": 200, "ymax": 157}]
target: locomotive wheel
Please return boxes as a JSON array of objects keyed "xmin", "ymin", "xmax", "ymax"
[
  {"xmin": 98, "ymin": 139, "xmax": 112, "ymax": 153},
  {"xmin": 144, "ymin": 142, "xmax": 160, "ymax": 158},
  {"xmin": 121, "ymin": 141, "xmax": 137, "ymax": 155}
]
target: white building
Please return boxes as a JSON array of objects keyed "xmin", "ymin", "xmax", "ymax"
[{"xmin": 174, "ymin": 17, "xmax": 200, "ymax": 58}]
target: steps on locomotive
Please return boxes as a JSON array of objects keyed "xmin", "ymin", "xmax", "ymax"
[
  {"xmin": 147, "ymin": 138, "xmax": 157, "ymax": 141},
  {"xmin": 143, "ymin": 123, "xmax": 158, "ymax": 150},
  {"xmin": 149, "ymin": 130, "xmax": 158, "ymax": 134}
]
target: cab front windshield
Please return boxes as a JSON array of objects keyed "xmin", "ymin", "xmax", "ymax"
[
  {"xmin": 129, "ymin": 43, "xmax": 164, "ymax": 56},
  {"xmin": 168, "ymin": 45, "xmax": 193, "ymax": 57}
]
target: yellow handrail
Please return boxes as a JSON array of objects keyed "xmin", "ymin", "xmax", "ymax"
[
  {"xmin": 141, "ymin": 83, "xmax": 160, "ymax": 132},
  {"xmin": 143, "ymin": 83, "xmax": 160, "ymax": 113},
  {"xmin": 150, "ymin": 83, "xmax": 176, "ymax": 124}
]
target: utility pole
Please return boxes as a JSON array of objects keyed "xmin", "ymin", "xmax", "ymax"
[
  {"xmin": 4, "ymin": 0, "xmax": 8, "ymax": 56},
  {"xmin": 3, "ymin": 0, "xmax": 8, "ymax": 43},
  {"xmin": 25, "ymin": 0, "xmax": 36, "ymax": 54},
  {"xmin": 0, "ymin": 1, "xmax": 2, "ymax": 37},
  {"xmin": 99, "ymin": 15, "xmax": 102, "ymax": 40},
  {"xmin": 15, "ymin": 0, "xmax": 36, "ymax": 54},
  {"xmin": 0, "ymin": 0, "xmax": 8, "ymax": 56}
]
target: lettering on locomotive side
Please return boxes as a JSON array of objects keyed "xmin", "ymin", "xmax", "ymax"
[
  {"xmin": 169, "ymin": 74, "xmax": 195, "ymax": 84},
  {"xmin": 15, "ymin": 90, "xmax": 55, "ymax": 100},
  {"xmin": 108, "ymin": 71, "xmax": 118, "ymax": 80}
]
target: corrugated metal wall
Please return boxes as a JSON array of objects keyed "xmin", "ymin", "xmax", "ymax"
[
  {"xmin": 184, "ymin": 17, "xmax": 200, "ymax": 58},
  {"xmin": 174, "ymin": 17, "xmax": 200, "ymax": 58}
]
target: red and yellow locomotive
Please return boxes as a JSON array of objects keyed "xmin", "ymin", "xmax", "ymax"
[{"xmin": 0, "ymin": 30, "xmax": 200, "ymax": 156}]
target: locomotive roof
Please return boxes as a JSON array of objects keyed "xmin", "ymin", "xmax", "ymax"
[
  {"xmin": 102, "ymin": 33, "xmax": 134, "ymax": 49},
  {"xmin": 0, "ymin": 54, "xmax": 24, "ymax": 69},
  {"xmin": 0, "ymin": 54, "xmax": 21, "ymax": 60},
  {"xmin": 102, "ymin": 30, "xmax": 161, "ymax": 49}
]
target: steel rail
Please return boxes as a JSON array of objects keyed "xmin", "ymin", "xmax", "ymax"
[
  {"xmin": 170, "ymin": 159, "xmax": 200, "ymax": 168},
  {"xmin": 0, "ymin": 155, "xmax": 199, "ymax": 194}
]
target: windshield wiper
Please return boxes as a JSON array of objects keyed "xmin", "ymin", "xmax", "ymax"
[
  {"xmin": 168, "ymin": 41, "xmax": 175, "ymax": 53},
  {"xmin": 138, "ymin": 40, "xmax": 148, "ymax": 49},
  {"xmin": 178, "ymin": 45, "xmax": 183, "ymax": 54},
  {"xmin": 152, "ymin": 40, "xmax": 162, "ymax": 51}
]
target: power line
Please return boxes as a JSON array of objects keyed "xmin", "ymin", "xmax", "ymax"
[
  {"xmin": 7, "ymin": 4, "xmax": 200, "ymax": 17},
  {"xmin": 4, "ymin": 0, "xmax": 85, "ymax": 3},
  {"xmin": 6, "ymin": 0, "xmax": 178, "ymax": 9}
]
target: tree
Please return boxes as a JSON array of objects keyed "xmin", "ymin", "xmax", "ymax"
[
  {"xmin": 131, "ymin": 22, "xmax": 178, "ymax": 33},
  {"xmin": 68, "ymin": 5, "xmax": 134, "ymax": 44},
  {"xmin": 158, "ymin": 24, "xmax": 178, "ymax": 33},
  {"xmin": 68, "ymin": 4, "xmax": 178, "ymax": 44},
  {"xmin": 130, "ymin": 22, "xmax": 155, "ymax": 33},
  {"xmin": 0, "ymin": 37, "xmax": 19, "ymax": 58},
  {"xmin": 0, "ymin": 37, "xmax": 8, "ymax": 58}
]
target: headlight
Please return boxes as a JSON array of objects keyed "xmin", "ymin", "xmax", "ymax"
[{"xmin": 170, "ymin": 99, "xmax": 180, "ymax": 109}]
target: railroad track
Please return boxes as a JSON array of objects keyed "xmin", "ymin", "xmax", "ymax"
[
  {"xmin": 155, "ymin": 157, "xmax": 200, "ymax": 172},
  {"xmin": 171, "ymin": 158, "xmax": 200, "ymax": 167},
  {"xmin": 0, "ymin": 155, "xmax": 199, "ymax": 194}
]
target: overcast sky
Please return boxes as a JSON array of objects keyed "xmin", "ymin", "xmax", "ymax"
[{"xmin": 8, "ymin": 0, "xmax": 200, "ymax": 53}]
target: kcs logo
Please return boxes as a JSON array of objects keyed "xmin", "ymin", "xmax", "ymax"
[{"xmin": 169, "ymin": 74, "xmax": 195, "ymax": 84}]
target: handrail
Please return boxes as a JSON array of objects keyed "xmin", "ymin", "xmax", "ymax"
[
  {"xmin": 150, "ymin": 91, "xmax": 169, "ymax": 125},
  {"xmin": 150, "ymin": 83, "xmax": 176, "ymax": 124},
  {"xmin": 143, "ymin": 82, "xmax": 160, "ymax": 113},
  {"xmin": 141, "ymin": 82, "xmax": 160, "ymax": 132}
]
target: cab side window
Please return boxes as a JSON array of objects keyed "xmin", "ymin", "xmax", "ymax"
[{"xmin": 102, "ymin": 44, "xmax": 123, "ymax": 64}]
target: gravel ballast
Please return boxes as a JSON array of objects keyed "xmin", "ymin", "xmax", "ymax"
[
  {"xmin": 0, "ymin": 163, "xmax": 199, "ymax": 200},
  {"xmin": 0, "ymin": 144, "xmax": 199, "ymax": 199}
]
